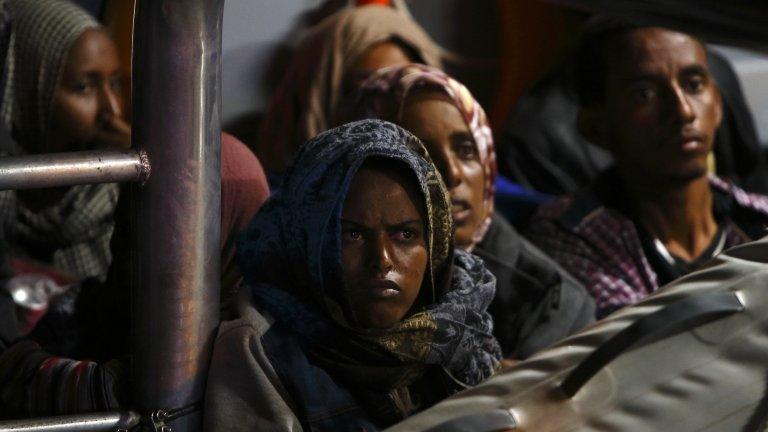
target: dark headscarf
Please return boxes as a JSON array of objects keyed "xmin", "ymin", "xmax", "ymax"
[{"xmin": 238, "ymin": 120, "xmax": 500, "ymax": 412}]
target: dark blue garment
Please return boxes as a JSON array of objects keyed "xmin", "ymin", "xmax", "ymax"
[
  {"xmin": 494, "ymin": 174, "xmax": 551, "ymax": 228},
  {"xmin": 262, "ymin": 323, "xmax": 382, "ymax": 432}
]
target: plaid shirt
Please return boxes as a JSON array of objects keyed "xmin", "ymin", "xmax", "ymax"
[{"xmin": 527, "ymin": 173, "xmax": 768, "ymax": 318}]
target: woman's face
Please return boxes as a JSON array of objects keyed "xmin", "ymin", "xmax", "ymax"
[
  {"xmin": 49, "ymin": 28, "xmax": 128, "ymax": 152},
  {"xmin": 341, "ymin": 163, "xmax": 428, "ymax": 329},
  {"xmin": 400, "ymin": 91, "xmax": 486, "ymax": 249}
]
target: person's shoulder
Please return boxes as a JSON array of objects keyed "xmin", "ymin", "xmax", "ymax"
[
  {"xmin": 476, "ymin": 213, "xmax": 521, "ymax": 255},
  {"xmin": 216, "ymin": 296, "xmax": 275, "ymax": 344},
  {"xmin": 711, "ymin": 175, "xmax": 768, "ymax": 217},
  {"xmin": 529, "ymin": 188, "xmax": 620, "ymax": 233}
]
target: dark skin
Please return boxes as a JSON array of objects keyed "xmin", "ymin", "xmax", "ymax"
[
  {"xmin": 341, "ymin": 163, "xmax": 428, "ymax": 329},
  {"xmin": 50, "ymin": 28, "xmax": 130, "ymax": 153},
  {"xmin": 400, "ymin": 91, "xmax": 487, "ymax": 249},
  {"xmin": 577, "ymin": 28, "xmax": 723, "ymax": 261},
  {"xmin": 20, "ymin": 29, "xmax": 130, "ymax": 211}
]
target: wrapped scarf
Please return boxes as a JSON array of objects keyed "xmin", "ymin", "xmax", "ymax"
[
  {"xmin": 2, "ymin": 0, "xmax": 100, "ymax": 150},
  {"xmin": 353, "ymin": 64, "xmax": 497, "ymax": 248},
  {"xmin": 238, "ymin": 120, "xmax": 500, "ymax": 406},
  {"xmin": 256, "ymin": 5, "xmax": 443, "ymax": 173},
  {"xmin": 0, "ymin": 0, "xmax": 117, "ymax": 281}
]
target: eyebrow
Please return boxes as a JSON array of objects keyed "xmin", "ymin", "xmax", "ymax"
[
  {"xmin": 679, "ymin": 64, "xmax": 709, "ymax": 77},
  {"xmin": 449, "ymin": 131, "xmax": 474, "ymax": 141},
  {"xmin": 390, "ymin": 219, "xmax": 423, "ymax": 227},
  {"xmin": 340, "ymin": 218, "xmax": 423, "ymax": 229},
  {"xmin": 621, "ymin": 64, "xmax": 710, "ymax": 84}
]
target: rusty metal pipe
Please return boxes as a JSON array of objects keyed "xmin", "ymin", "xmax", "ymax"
[
  {"xmin": 0, "ymin": 149, "xmax": 149, "ymax": 190},
  {"xmin": 130, "ymin": 0, "xmax": 223, "ymax": 430},
  {"xmin": 0, "ymin": 411, "xmax": 140, "ymax": 432}
]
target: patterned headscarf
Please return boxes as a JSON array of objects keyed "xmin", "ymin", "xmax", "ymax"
[
  {"xmin": 238, "ymin": 120, "xmax": 500, "ymax": 416},
  {"xmin": 0, "ymin": 0, "xmax": 116, "ymax": 282},
  {"xmin": 256, "ymin": 5, "xmax": 443, "ymax": 173},
  {"xmin": 352, "ymin": 64, "xmax": 497, "ymax": 248},
  {"xmin": 1, "ymin": 0, "xmax": 100, "ymax": 152}
]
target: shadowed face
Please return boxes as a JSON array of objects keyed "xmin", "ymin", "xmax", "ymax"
[
  {"xmin": 49, "ymin": 28, "xmax": 127, "ymax": 152},
  {"xmin": 400, "ymin": 91, "xmax": 486, "ymax": 249},
  {"xmin": 340, "ymin": 41, "xmax": 415, "ymax": 106},
  {"xmin": 580, "ymin": 28, "xmax": 722, "ymax": 184},
  {"xmin": 341, "ymin": 162, "xmax": 428, "ymax": 329}
]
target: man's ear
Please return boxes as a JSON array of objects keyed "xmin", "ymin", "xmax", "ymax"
[
  {"xmin": 712, "ymin": 85, "xmax": 724, "ymax": 130},
  {"xmin": 577, "ymin": 107, "xmax": 609, "ymax": 150}
]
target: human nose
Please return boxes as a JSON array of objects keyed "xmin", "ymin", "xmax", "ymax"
[
  {"xmin": 99, "ymin": 83, "xmax": 123, "ymax": 120},
  {"xmin": 439, "ymin": 151, "xmax": 463, "ymax": 189},
  {"xmin": 668, "ymin": 84, "xmax": 696, "ymax": 125},
  {"xmin": 366, "ymin": 232, "xmax": 394, "ymax": 275}
]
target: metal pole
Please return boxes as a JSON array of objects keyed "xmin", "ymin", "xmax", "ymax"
[
  {"xmin": 0, "ymin": 149, "xmax": 149, "ymax": 190},
  {"xmin": 0, "ymin": 411, "xmax": 140, "ymax": 432},
  {"xmin": 131, "ymin": 0, "xmax": 222, "ymax": 430}
]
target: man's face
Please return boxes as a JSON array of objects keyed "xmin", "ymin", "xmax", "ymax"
[{"xmin": 585, "ymin": 28, "xmax": 722, "ymax": 184}]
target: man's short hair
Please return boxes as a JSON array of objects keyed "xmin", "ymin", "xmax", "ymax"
[{"xmin": 572, "ymin": 17, "xmax": 640, "ymax": 108}]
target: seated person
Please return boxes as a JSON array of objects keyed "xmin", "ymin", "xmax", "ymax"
[
  {"xmin": 256, "ymin": 4, "xmax": 442, "ymax": 174},
  {"xmin": 498, "ymin": 24, "xmax": 768, "ymax": 197},
  {"xmin": 204, "ymin": 120, "xmax": 501, "ymax": 431},
  {"xmin": 0, "ymin": 133, "xmax": 270, "ymax": 418},
  {"xmin": 527, "ymin": 20, "xmax": 768, "ymax": 318},
  {"xmin": 350, "ymin": 64, "xmax": 594, "ymax": 358},
  {"xmin": 0, "ymin": 0, "xmax": 130, "ymax": 283}
]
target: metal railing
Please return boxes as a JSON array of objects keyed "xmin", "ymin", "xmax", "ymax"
[
  {"xmin": 0, "ymin": 411, "xmax": 140, "ymax": 432},
  {"xmin": 0, "ymin": 0, "xmax": 224, "ymax": 430},
  {"xmin": 0, "ymin": 149, "xmax": 149, "ymax": 190}
]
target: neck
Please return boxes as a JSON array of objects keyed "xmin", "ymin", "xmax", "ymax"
[{"xmin": 623, "ymin": 173, "xmax": 716, "ymax": 262}]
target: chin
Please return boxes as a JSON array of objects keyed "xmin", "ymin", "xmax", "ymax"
[{"xmin": 667, "ymin": 165, "xmax": 708, "ymax": 184}]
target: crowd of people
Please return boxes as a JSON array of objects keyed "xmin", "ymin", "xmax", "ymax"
[{"xmin": 0, "ymin": 0, "xmax": 765, "ymax": 430}]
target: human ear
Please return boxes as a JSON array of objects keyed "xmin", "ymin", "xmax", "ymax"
[{"xmin": 712, "ymin": 86, "xmax": 724, "ymax": 129}]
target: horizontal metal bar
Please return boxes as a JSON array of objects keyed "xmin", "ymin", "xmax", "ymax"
[
  {"xmin": 0, "ymin": 149, "xmax": 150, "ymax": 190},
  {"xmin": 0, "ymin": 411, "xmax": 140, "ymax": 432}
]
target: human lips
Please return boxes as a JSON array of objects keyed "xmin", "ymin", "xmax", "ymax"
[
  {"xmin": 674, "ymin": 131, "xmax": 707, "ymax": 152},
  {"xmin": 361, "ymin": 279, "xmax": 402, "ymax": 300},
  {"xmin": 451, "ymin": 199, "xmax": 472, "ymax": 224}
]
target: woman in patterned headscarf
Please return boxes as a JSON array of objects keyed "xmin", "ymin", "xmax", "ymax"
[
  {"xmin": 0, "ymin": 0, "xmax": 130, "ymax": 282},
  {"xmin": 204, "ymin": 119, "xmax": 501, "ymax": 431},
  {"xmin": 256, "ymin": 4, "xmax": 442, "ymax": 175},
  {"xmin": 351, "ymin": 65, "xmax": 596, "ymax": 358}
]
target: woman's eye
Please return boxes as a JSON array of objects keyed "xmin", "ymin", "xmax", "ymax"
[
  {"xmin": 396, "ymin": 229, "xmax": 419, "ymax": 242},
  {"xmin": 72, "ymin": 82, "xmax": 94, "ymax": 94},
  {"xmin": 456, "ymin": 142, "xmax": 478, "ymax": 160},
  {"xmin": 110, "ymin": 77, "xmax": 122, "ymax": 92},
  {"xmin": 343, "ymin": 230, "xmax": 362, "ymax": 241},
  {"xmin": 685, "ymin": 77, "xmax": 705, "ymax": 93}
]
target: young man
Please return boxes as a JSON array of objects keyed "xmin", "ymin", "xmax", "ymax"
[{"xmin": 527, "ymin": 21, "xmax": 768, "ymax": 318}]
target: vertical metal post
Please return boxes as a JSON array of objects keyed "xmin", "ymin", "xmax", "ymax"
[{"xmin": 131, "ymin": 0, "xmax": 223, "ymax": 430}]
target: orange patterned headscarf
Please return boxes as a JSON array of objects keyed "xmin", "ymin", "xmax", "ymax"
[{"xmin": 353, "ymin": 64, "xmax": 496, "ymax": 248}]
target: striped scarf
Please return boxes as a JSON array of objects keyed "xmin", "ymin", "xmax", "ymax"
[
  {"xmin": 0, "ymin": 0, "xmax": 116, "ymax": 281},
  {"xmin": 0, "ymin": 184, "xmax": 118, "ymax": 281}
]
